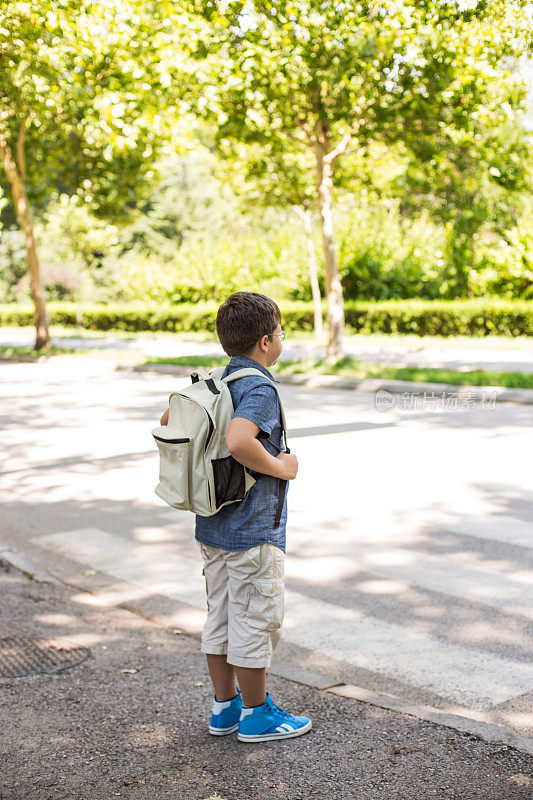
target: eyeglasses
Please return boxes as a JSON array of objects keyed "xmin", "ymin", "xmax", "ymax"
[{"xmin": 267, "ymin": 329, "xmax": 286, "ymax": 341}]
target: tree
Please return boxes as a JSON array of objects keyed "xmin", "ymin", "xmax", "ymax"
[
  {"xmin": 0, "ymin": 0, "xmax": 185, "ymax": 347},
  {"xmin": 218, "ymin": 138, "xmax": 324, "ymax": 340},
  {"xmin": 394, "ymin": 119, "xmax": 531, "ymax": 297},
  {"xmin": 192, "ymin": 0, "xmax": 530, "ymax": 361}
]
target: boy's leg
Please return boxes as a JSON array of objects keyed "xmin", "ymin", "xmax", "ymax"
[
  {"xmin": 198, "ymin": 543, "xmax": 243, "ymax": 735},
  {"xmin": 197, "ymin": 542, "xmax": 233, "ymax": 695},
  {"xmin": 234, "ymin": 666, "xmax": 266, "ymax": 708},
  {"xmin": 206, "ymin": 654, "xmax": 237, "ymax": 701},
  {"xmin": 224, "ymin": 543, "xmax": 285, "ymax": 688},
  {"xmin": 224, "ymin": 544, "xmax": 311, "ymax": 740}
]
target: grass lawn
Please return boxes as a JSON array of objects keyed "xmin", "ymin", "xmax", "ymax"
[
  {"xmin": 0, "ymin": 344, "xmax": 86, "ymax": 358},
  {"xmin": 2, "ymin": 324, "xmax": 533, "ymax": 349},
  {"xmin": 0, "ymin": 344, "xmax": 141, "ymax": 361},
  {"xmin": 143, "ymin": 355, "xmax": 533, "ymax": 390},
  {"xmin": 1, "ymin": 333, "xmax": 532, "ymax": 389}
]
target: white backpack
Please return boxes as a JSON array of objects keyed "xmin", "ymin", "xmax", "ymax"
[{"xmin": 152, "ymin": 366, "xmax": 289, "ymax": 525}]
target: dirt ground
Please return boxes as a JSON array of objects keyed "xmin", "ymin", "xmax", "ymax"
[{"xmin": 0, "ymin": 560, "xmax": 531, "ymax": 800}]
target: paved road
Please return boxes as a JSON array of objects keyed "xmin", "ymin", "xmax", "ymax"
[
  {"xmin": 1, "ymin": 356, "xmax": 532, "ymax": 742},
  {"xmin": 3, "ymin": 326, "xmax": 533, "ymax": 372}
]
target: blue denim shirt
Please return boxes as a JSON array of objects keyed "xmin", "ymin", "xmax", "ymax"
[{"xmin": 194, "ymin": 355, "xmax": 288, "ymax": 552}]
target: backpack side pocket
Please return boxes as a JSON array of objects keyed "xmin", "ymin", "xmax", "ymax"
[
  {"xmin": 152, "ymin": 426, "xmax": 191, "ymax": 508},
  {"xmin": 211, "ymin": 454, "xmax": 246, "ymax": 508}
]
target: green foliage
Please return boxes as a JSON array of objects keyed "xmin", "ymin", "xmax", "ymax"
[
  {"xmin": 2, "ymin": 194, "xmax": 531, "ymax": 306},
  {"xmin": 2, "ymin": 156, "xmax": 531, "ymax": 306},
  {"xmin": 471, "ymin": 206, "xmax": 533, "ymax": 299},
  {"xmin": 337, "ymin": 203, "xmax": 446, "ymax": 301},
  {"xmin": 343, "ymin": 298, "xmax": 533, "ymax": 337},
  {"xmin": 170, "ymin": 222, "xmax": 309, "ymax": 303},
  {"xmin": 2, "ymin": 298, "xmax": 532, "ymax": 337},
  {"xmin": 0, "ymin": 228, "xmax": 28, "ymax": 301},
  {"xmin": 146, "ymin": 355, "xmax": 533, "ymax": 390},
  {"xmin": 0, "ymin": 0, "xmax": 191, "ymax": 222},
  {"xmin": 113, "ymin": 150, "xmax": 241, "ymax": 257},
  {"xmin": 192, "ymin": 0, "xmax": 530, "ymax": 270},
  {"xmin": 2, "ymin": 0, "xmax": 531, "ymax": 345}
]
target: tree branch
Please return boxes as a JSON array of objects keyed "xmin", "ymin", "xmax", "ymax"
[
  {"xmin": 292, "ymin": 204, "xmax": 306, "ymax": 222},
  {"xmin": 0, "ymin": 129, "xmax": 16, "ymax": 184},
  {"xmin": 324, "ymin": 132, "xmax": 352, "ymax": 165},
  {"xmin": 16, "ymin": 118, "xmax": 27, "ymax": 184},
  {"xmin": 296, "ymin": 117, "xmax": 316, "ymax": 146}
]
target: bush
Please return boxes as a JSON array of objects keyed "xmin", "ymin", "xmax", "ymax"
[
  {"xmin": 1, "ymin": 298, "xmax": 532, "ymax": 337},
  {"xmin": 343, "ymin": 298, "xmax": 533, "ymax": 337},
  {"xmin": 337, "ymin": 204, "xmax": 448, "ymax": 301}
]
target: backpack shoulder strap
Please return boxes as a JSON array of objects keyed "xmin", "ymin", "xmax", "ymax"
[
  {"xmin": 222, "ymin": 366, "xmax": 289, "ymax": 531},
  {"xmin": 190, "ymin": 365, "xmax": 226, "ymax": 383},
  {"xmin": 221, "ymin": 367, "xmax": 275, "ymax": 384},
  {"xmin": 222, "ymin": 368, "xmax": 287, "ymax": 439}
]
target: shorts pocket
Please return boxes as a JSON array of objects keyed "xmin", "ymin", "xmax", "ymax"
[
  {"xmin": 245, "ymin": 544, "xmax": 262, "ymax": 569},
  {"xmin": 152, "ymin": 426, "xmax": 190, "ymax": 507},
  {"xmin": 202, "ymin": 566, "xmax": 210, "ymax": 612},
  {"xmin": 247, "ymin": 578, "xmax": 284, "ymax": 632}
]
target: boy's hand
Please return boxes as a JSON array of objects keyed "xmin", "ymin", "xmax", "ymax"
[
  {"xmin": 160, "ymin": 407, "xmax": 169, "ymax": 426},
  {"xmin": 227, "ymin": 417, "xmax": 298, "ymax": 480},
  {"xmin": 276, "ymin": 452, "xmax": 298, "ymax": 480}
]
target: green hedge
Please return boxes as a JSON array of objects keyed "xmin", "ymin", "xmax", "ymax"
[
  {"xmin": 344, "ymin": 299, "xmax": 533, "ymax": 337},
  {"xmin": 1, "ymin": 298, "xmax": 532, "ymax": 336}
]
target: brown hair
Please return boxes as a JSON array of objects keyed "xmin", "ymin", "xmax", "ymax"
[{"xmin": 216, "ymin": 292, "xmax": 281, "ymax": 356}]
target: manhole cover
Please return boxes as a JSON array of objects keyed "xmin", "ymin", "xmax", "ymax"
[{"xmin": 0, "ymin": 637, "xmax": 91, "ymax": 678}]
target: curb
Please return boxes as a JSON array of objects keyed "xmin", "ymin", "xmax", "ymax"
[
  {"xmin": 324, "ymin": 685, "xmax": 533, "ymax": 756},
  {"xmin": 119, "ymin": 363, "xmax": 533, "ymax": 406},
  {"xmin": 0, "ymin": 543, "xmax": 61, "ymax": 584},
  {"xmin": 0, "ymin": 354, "xmax": 50, "ymax": 363},
  {"xmin": 3, "ymin": 542, "xmax": 532, "ymax": 755}
]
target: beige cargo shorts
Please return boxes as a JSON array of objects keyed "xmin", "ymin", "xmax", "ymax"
[{"xmin": 197, "ymin": 541, "xmax": 285, "ymax": 669}]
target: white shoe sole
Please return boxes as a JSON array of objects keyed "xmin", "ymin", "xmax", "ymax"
[
  {"xmin": 238, "ymin": 720, "xmax": 312, "ymax": 742},
  {"xmin": 209, "ymin": 722, "xmax": 239, "ymax": 736}
]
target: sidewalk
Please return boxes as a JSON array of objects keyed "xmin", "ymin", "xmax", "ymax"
[
  {"xmin": 2, "ymin": 325, "xmax": 533, "ymax": 373},
  {"xmin": 1, "ymin": 557, "xmax": 531, "ymax": 800},
  {"xmin": 4, "ymin": 325, "xmax": 533, "ymax": 405}
]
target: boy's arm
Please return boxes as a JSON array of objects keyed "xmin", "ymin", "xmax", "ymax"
[
  {"xmin": 160, "ymin": 408, "xmax": 169, "ymax": 426},
  {"xmin": 227, "ymin": 418, "xmax": 297, "ymax": 480}
]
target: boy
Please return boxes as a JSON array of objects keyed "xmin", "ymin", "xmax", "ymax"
[{"xmin": 162, "ymin": 291, "xmax": 311, "ymax": 742}]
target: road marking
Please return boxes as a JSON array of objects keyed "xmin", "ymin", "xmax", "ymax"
[
  {"xmin": 33, "ymin": 528, "xmax": 533, "ymax": 709},
  {"xmin": 289, "ymin": 508, "xmax": 533, "ymax": 551},
  {"xmin": 283, "ymin": 545, "xmax": 533, "ymax": 619},
  {"xmin": 282, "ymin": 590, "xmax": 531, "ymax": 708},
  {"xmin": 33, "ymin": 528, "xmax": 207, "ymax": 608},
  {"xmin": 441, "ymin": 516, "xmax": 533, "ymax": 551}
]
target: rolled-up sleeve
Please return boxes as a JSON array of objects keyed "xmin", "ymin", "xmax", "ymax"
[{"xmin": 232, "ymin": 384, "xmax": 279, "ymax": 437}]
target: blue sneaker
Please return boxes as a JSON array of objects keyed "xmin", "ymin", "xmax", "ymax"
[
  {"xmin": 208, "ymin": 688, "xmax": 242, "ymax": 736},
  {"xmin": 238, "ymin": 692, "xmax": 312, "ymax": 742}
]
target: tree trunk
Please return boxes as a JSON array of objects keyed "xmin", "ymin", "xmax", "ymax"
[
  {"xmin": 314, "ymin": 134, "xmax": 346, "ymax": 364},
  {"xmin": 0, "ymin": 122, "xmax": 50, "ymax": 349},
  {"xmin": 293, "ymin": 206, "xmax": 323, "ymax": 343}
]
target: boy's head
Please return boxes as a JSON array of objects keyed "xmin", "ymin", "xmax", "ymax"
[{"xmin": 216, "ymin": 292, "xmax": 283, "ymax": 367}]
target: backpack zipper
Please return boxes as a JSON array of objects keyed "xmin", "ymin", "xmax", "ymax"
[
  {"xmin": 153, "ymin": 434, "xmax": 190, "ymax": 444},
  {"xmin": 170, "ymin": 393, "xmax": 215, "ymax": 453},
  {"xmin": 204, "ymin": 411, "xmax": 214, "ymax": 451}
]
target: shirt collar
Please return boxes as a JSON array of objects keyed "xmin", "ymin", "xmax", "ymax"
[{"xmin": 228, "ymin": 355, "xmax": 280, "ymax": 383}]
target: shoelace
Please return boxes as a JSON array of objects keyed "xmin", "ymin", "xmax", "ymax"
[{"xmin": 267, "ymin": 697, "xmax": 298, "ymax": 724}]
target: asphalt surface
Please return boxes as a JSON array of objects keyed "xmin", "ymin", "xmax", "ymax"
[
  {"xmin": 1, "ymin": 560, "xmax": 532, "ymax": 800},
  {"xmin": 1, "ymin": 354, "xmax": 532, "ymax": 749}
]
